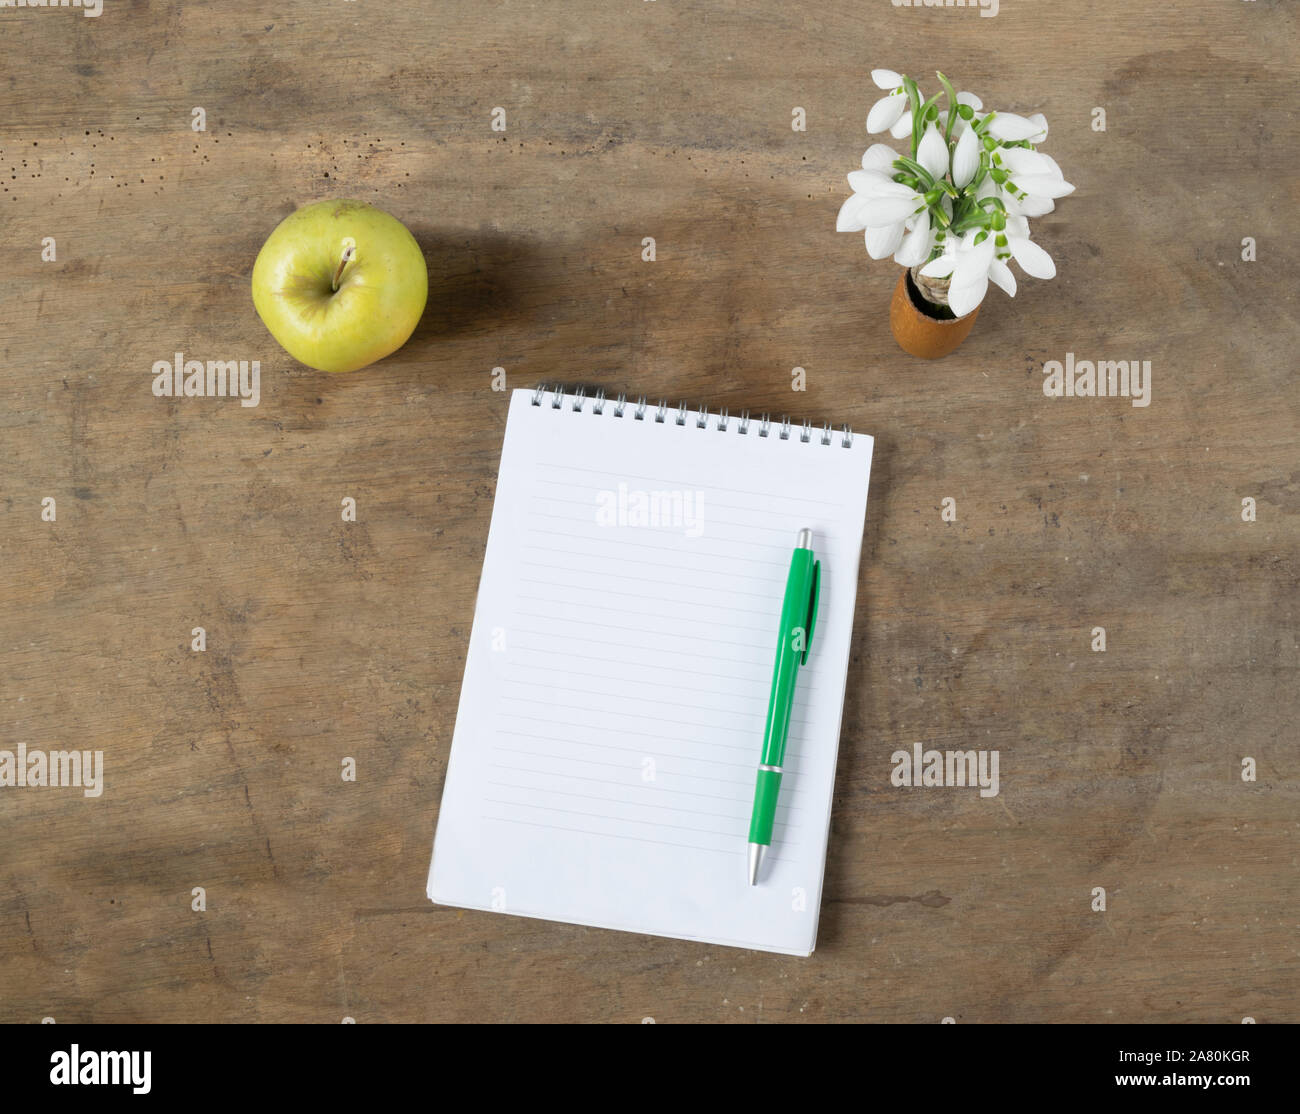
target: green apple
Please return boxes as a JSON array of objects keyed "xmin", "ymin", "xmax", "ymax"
[{"xmin": 252, "ymin": 199, "xmax": 428, "ymax": 373}]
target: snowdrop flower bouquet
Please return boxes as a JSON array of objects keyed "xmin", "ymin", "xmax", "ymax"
[{"xmin": 838, "ymin": 69, "xmax": 1074, "ymax": 319}]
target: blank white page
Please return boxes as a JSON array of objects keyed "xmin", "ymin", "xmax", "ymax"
[{"xmin": 428, "ymin": 387, "xmax": 873, "ymax": 955}]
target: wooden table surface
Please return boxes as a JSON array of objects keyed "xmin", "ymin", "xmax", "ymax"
[{"xmin": 1, "ymin": 0, "xmax": 1296, "ymax": 1024}]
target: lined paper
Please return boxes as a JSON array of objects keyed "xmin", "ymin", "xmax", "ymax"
[{"xmin": 428, "ymin": 389, "xmax": 873, "ymax": 955}]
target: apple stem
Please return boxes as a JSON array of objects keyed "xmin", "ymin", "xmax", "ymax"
[{"xmin": 331, "ymin": 241, "xmax": 356, "ymax": 292}]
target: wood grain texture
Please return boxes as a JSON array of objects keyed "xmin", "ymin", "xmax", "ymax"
[{"xmin": 1, "ymin": 0, "xmax": 1297, "ymax": 1023}]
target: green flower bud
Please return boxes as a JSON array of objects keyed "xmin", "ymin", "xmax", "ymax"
[
  {"xmin": 923, "ymin": 188, "xmax": 943, "ymax": 206},
  {"xmin": 958, "ymin": 103, "xmax": 974, "ymax": 121},
  {"xmin": 990, "ymin": 168, "xmax": 1008, "ymax": 184}
]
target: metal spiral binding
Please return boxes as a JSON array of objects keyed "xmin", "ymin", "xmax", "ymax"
[{"xmin": 530, "ymin": 384, "xmax": 853, "ymax": 447}]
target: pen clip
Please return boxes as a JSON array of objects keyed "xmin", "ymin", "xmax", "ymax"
[{"xmin": 801, "ymin": 560, "xmax": 820, "ymax": 665}]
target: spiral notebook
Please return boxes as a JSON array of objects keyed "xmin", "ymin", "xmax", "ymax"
[{"xmin": 427, "ymin": 386, "xmax": 874, "ymax": 955}]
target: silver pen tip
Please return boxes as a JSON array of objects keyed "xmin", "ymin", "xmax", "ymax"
[
  {"xmin": 796, "ymin": 528, "xmax": 813, "ymax": 550},
  {"xmin": 748, "ymin": 843, "xmax": 766, "ymax": 886}
]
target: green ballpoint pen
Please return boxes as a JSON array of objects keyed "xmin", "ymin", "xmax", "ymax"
[{"xmin": 747, "ymin": 527, "xmax": 821, "ymax": 886}]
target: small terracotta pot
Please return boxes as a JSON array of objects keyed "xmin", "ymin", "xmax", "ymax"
[{"xmin": 889, "ymin": 269, "xmax": 980, "ymax": 359}]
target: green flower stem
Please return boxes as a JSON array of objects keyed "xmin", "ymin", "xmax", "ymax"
[
  {"xmin": 892, "ymin": 156, "xmax": 934, "ymax": 189},
  {"xmin": 902, "ymin": 76, "xmax": 922, "ymax": 155},
  {"xmin": 935, "ymin": 71, "xmax": 959, "ymax": 143},
  {"xmin": 950, "ymin": 209, "xmax": 994, "ymax": 235}
]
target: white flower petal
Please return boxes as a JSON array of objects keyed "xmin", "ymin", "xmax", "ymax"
[
  {"xmin": 1006, "ymin": 214, "xmax": 1031, "ymax": 239},
  {"xmin": 920, "ymin": 254, "xmax": 955, "ymax": 279},
  {"xmin": 989, "ymin": 257, "xmax": 1018, "ymax": 297},
  {"xmin": 952, "ymin": 126, "xmax": 980, "ymax": 188},
  {"xmin": 1027, "ymin": 113, "xmax": 1049, "ymax": 141},
  {"xmin": 858, "ymin": 193, "xmax": 924, "ymax": 226},
  {"xmin": 889, "ymin": 110, "xmax": 913, "ymax": 140},
  {"xmin": 862, "ymin": 143, "xmax": 899, "ymax": 173},
  {"xmin": 948, "ymin": 274, "xmax": 988, "ymax": 318},
  {"xmin": 1011, "ymin": 173, "xmax": 1075, "ymax": 200},
  {"xmin": 894, "ymin": 209, "xmax": 932, "ymax": 267},
  {"xmin": 1002, "ymin": 191, "xmax": 1054, "ymax": 218},
  {"xmin": 847, "ymin": 170, "xmax": 911, "ymax": 197},
  {"xmin": 871, "ymin": 69, "xmax": 904, "ymax": 90},
  {"xmin": 1009, "ymin": 236, "xmax": 1056, "ymax": 279},
  {"xmin": 836, "ymin": 193, "xmax": 869, "ymax": 232},
  {"xmin": 917, "ymin": 124, "xmax": 949, "ymax": 180},
  {"xmin": 957, "ymin": 91, "xmax": 983, "ymax": 111},
  {"xmin": 988, "ymin": 112, "xmax": 1046, "ymax": 142},
  {"xmin": 867, "ymin": 94, "xmax": 906, "ymax": 134},
  {"xmin": 1000, "ymin": 147, "xmax": 1056, "ymax": 176},
  {"xmin": 865, "ymin": 222, "xmax": 905, "ymax": 260},
  {"xmin": 952, "ymin": 234, "xmax": 995, "ymax": 288}
]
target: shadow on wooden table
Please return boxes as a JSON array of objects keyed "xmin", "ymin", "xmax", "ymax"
[
  {"xmin": 819, "ymin": 429, "xmax": 893, "ymax": 951},
  {"xmin": 405, "ymin": 228, "xmax": 549, "ymax": 346}
]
